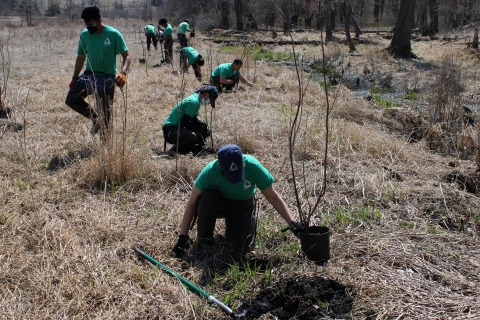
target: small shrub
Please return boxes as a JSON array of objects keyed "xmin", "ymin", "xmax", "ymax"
[
  {"xmin": 404, "ymin": 92, "xmax": 419, "ymax": 100},
  {"xmin": 373, "ymin": 95, "xmax": 398, "ymax": 108}
]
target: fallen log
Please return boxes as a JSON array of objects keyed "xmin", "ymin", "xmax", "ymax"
[{"xmin": 203, "ymin": 38, "xmax": 322, "ymax": 46}]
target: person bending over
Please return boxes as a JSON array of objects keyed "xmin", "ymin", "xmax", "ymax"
[{"xmin": 210, "ymin": 59, "xmax": 253, "ymax": 92}]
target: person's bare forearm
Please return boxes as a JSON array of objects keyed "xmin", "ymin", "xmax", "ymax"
[
  {"xmin": 262, "ymin": 186, "xmax": 294, "ymax": 225},
  {"xmin": 179, "ymin": 186, "xmax": 203, "ymax": 235},
  {"xmin": 121, "ymin": 52, "xmax": 131, "ymax": 74},
  {"xmin": 240, "ymin": 75, "xmax": 253, "ymax": 87},
  {"xmin": 73, "ymin": 55, "xmax": 86, "ymax": 77}
]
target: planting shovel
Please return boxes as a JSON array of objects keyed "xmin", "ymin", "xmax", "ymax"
[
  {"xmin": 132, "ymin": 247, "xmax": 245, "ymax": 318},
  {"xmin": 139, "ymin": 35, "xmax": 146, "ymax": 64}
]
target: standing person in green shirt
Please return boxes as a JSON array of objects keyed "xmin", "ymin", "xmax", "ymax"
[
  {"xmin": 65, "ymin": 6, "xmax": 130, "ymax": 138},
  {"xmin": 172, "ymin": 144, "xmax": 303, "ymax": 259},
  {"xmin": 180, "ymin": 46, "xmax": 204, "ymax": 80},
  {"xmin": 162, "ymin": 86, "xmax": 218, "ymax": 156},
  {"xmin": 144, "ymin": 23, "xmax": 157, "ymax": 51},
  {"xmin": 210, "ymin": 59, "xmax": 254, "ymax": 93},
  {"xmin": 177, "ymin": 19, "xmax": 190, "ymax": 48},
  {"xmin": 158, "ymin": 18, "xmax": 173, "ymax": 63}
]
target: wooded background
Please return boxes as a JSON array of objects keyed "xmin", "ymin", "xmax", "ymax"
[{"xmin": 0, "ymin": 0, "xmax": 478, "ymax": 32}]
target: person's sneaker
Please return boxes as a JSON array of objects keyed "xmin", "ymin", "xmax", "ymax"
[{"xmin": 89, "ymin": 120, "xmax": 100, "ymax": 135}]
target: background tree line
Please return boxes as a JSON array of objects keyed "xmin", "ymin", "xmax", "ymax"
[{"xmin": 0, "ymin": 0, "xmax": 479, "ymax": 32}]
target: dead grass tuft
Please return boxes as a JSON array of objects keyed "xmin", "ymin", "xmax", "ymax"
[{"xmin": 1, "ymin": 22, "xmax": 480, "ymax": 319}]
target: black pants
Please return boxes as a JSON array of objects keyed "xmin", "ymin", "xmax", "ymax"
[
  {"xmin": 164, "ymin": 39, "xmax": 173, "ymax": 63},
  {"xmin": 146, "ymin": 33, "xmax": 157, "ymax": 50},
  {"xmin": 180, "ymin": 52, "xmax": 202, "ymax": 79},
  {"xmin": 192, "ymin": 62, "xmax": 201, "ymax": 79},
  {"xmin": 163, "ymin": 126, "xmax": 199, "ymax": 154},
  {"xmin": 178, "ymin": 34, "xmax": 188, "ymax": 48},
  {"xmin": 210, "ymin": 74, "xmax": 239, "ymax": 92},
  {"xmin": 196, "ymin": 189, "xmax": 256, "ymax": 253},
  {"xmin": 179, "ymin": 50, "xmax": 187, "ymax": 72},
  {"xmin": 65, "ymin": 71, "xmax": 115, "ymax": 131}
]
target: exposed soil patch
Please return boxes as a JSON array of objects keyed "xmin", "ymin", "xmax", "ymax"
[
  {"xmin": 444, "ymin": 169, "xmax": 480, "ymax": 194},
  {"xmin": 243, "ymin": 275, "xmax": 353, "ymax": 319}
]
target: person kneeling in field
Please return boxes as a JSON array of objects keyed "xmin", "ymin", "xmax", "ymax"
[
  {"xmin": 162, "ymin": 86, "xmax": 218, "ymax": 156},
  {"xmin": 210, "ymin": 59, "xmax": 253, "ymax": 93},
  {"xmin": 172, "ymin": 144, "xmax": 304, "ymax": 259},
  {"xmin": 180, "ymin": 46, "xmax": 205, "ymax": 80}
]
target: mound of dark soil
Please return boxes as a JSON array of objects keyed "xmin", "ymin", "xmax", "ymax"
[{"xmin": 243, "ymin": 275, "xmax": 353, "ymax": 319}]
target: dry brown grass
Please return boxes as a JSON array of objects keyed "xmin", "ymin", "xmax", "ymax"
[{"xmin": 1, "ymin": 20, "xmax": 479, "ymax": 319}]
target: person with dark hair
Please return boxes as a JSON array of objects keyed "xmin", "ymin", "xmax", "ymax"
[
  {"xmin": 158, "ymin": 18, "xmax": 173, "ymax": 63},
  {"xmin": 65, "ymin": 5, "xmax": 131, "ymax": 138},
  {"xmin": 177, "ymin": 19, "xmax": 191, "ymax": 48},
  {"xmin": 171, "ymin": 144, "xmax": 302, "ymax": 259},
  {"xmin": 144, "ymin": 23, "xmax": 157, "ymax": 51},
  {"xmin": 162, "ymin": 86, "xmax": 218, "ymax": 156},
  {"xmin": 210, "ymin": 59, "xmax": 253, "ymax": 93},
  {"xmin": 180, "ymin": 46, "xmax": 204, "ymax": 80}
]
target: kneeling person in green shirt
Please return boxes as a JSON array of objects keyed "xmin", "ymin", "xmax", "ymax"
[
  {"xmin": 210, "ymin": 59, "xmax": 253, "ymax": 92},
  {"xmin": 172, "ymin": 144, "xmax": 303, "ymax": 258},
  {"xmin": 162, "ymin": 86, "xmax": 218, "ymax": 156},
  {"xmin": 180, "ymin": 47, "xmax": 205, "ymax": 80}
]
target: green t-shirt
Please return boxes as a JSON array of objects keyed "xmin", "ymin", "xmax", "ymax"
[
  {"xmin": 163, "ymin": 24, "xmax": 173, "ymax": 39},
  {"xmin": 163, "ymin": 93, "xmax": 200, "ymax": 128},
  {"xmin": 182, "ymin": 47, "xmax": 199, "ymax": 65},
  {"xmin": 177, "ymin": 22, "xmax": 190, "ymax": 34},
  {"xmin": 195, "ymin": 155, "xmax": 274, "ymax": 200},
  {"xmin": 211, "ymin": 63, "xmax": 241, "ymax": 78},
  {"xmin": 145, "ymin": 25, "xmax": 155, "ymax": 34},
  {"xmin": 77, "ymin": 25, "xmax": 128, "ymax": 76}
]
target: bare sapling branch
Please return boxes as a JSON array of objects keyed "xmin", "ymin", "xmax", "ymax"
[{"xmin": 283, "ymin": 7, "xmax": 331, "ymax": 234}]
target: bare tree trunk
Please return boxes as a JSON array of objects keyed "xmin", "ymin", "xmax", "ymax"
[
  {"xmin": 349, "ymin": 2, "xmax": 361, "ymax": 38},
  {"xmin": 325, "ymin": 0, "xmax": 333, "ymax": 42},
  {"xmin": 243, "ymin": 0, "xmax": 257, "ymax": 30},
  {"xmin": 428, "ymin": 0, "xmax": 438, "ymax": 34},
  {"xmin": 265, "ymin": 0, "xmax": 276, "ymax": 28},
  {"xmin": 374, "ymin": 0, "xmax": 380, "ymax": 21},
  {"xmin": 388, "ymin": 0, "xmax": 416, "ymax": 57},
  {"xmin": 283, "ymin": 0, "xmax": 291, "ymax": 34},
  {"xmin": 343, "ymin": 1, "xmax": 355, "ymax": 52},
  {"xmin": 419, "ymin": 0, "xmax": 427, "ymax": 36},
  {"xmin": 316, "ymin": 0, "xmax": 324, "ymax": 30},
  {"xmin": 221, "ymin": 0, "xmax": 230, "ymax": 29},
  {"xmin": 473, "ymin": 28, "xmax": 479, "ymax": 49},
  {"xmin": 450, "ymin": 0, "xmax": 459, "ymax": 28},
  {"xmin": 380, "ymin": 0, "xmax": 385, "ymax": 20},
  {"xmin": 234, "ymin": 0, "xmax": 244, "ymax": 31}
]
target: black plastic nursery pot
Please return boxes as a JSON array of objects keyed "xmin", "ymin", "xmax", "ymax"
[{"xmin": 298, "ymin": 226, "xmax": 331, "ymax": 262}]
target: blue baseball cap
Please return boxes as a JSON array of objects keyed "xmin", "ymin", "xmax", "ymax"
[
  {"xmin": 218, "ymin": 144, "xmax": 244, "ymax": 184},
  {"xmin": 195, "ymin": 85, "xmax": 218, "ymax": 108}
]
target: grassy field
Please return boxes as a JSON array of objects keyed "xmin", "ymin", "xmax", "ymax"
[{"xmin": 1, "ymin": 18, "xmax": 480, "ymax": 319}]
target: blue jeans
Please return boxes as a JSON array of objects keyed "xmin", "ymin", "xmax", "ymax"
[{"xmin": 65, "ymin": 71, "xmax": 115, "ymax": 130}]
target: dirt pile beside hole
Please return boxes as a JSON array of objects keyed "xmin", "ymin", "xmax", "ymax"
[{"xmin": 244, "ymin": 275, "xmax": 353, "ymax": 319}]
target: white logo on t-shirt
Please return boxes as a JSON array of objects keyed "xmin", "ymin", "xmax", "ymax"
[
  {"xmin": 244, "ymin": 179, "xmax": 252, "ymax": 189},
  {"xmin": 104, "ymin": 38, "xmax": 111, "ymax": 45}
]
